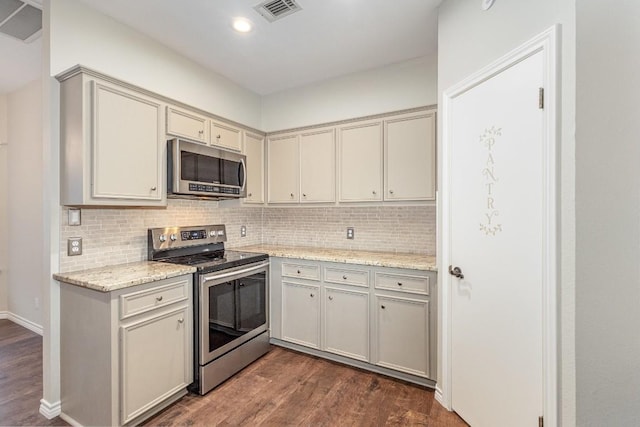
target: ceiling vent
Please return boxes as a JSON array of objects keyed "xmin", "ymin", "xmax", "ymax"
[
  {"xmin": 0, "ymin": 0, "xmax": 42, "ymax": 43},
  {"xmin": 254, "ymin": 0, "xmax": 302, "ymax": 23}
]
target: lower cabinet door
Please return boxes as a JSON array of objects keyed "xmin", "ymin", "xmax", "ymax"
[
  {"xmin": 375, "ymin": 295, "xmax": 429, "ymax": 377},
  {"xmin": 324, "ymin": 287, "xmax": 369, "ymax": 361},
  {"xmin": 120, "ymin": 306, "xmax": 190, "ymax": 424},
  {"xmin": 282, "ymin": 282, "xmax": 320, "ymax": 348}
]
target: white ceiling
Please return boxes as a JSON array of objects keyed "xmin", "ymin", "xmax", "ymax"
[{"xmin": 0, "ymin": 0, "xmax": 441, "ymax": 95}]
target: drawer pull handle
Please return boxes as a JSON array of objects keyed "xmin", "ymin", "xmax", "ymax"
[
  {"xmin": 328, "ymin": 296, "xmax": 333, "ymax": 301},
  {"xmin": 381, "ymin": 305, "xmax": 386, "ymax": 309},
  {"xmin": 397, "ymin": 282, "xmax": 403, "ymax": 286},
  {"xmin": 342, "ymin": 275, "xmax": 347, "ymax": 280},
  {"xmin": 156, "ymin": 296, "xmax": 163, "ymax": 302},
  {"xmin": 297, "ymin": 270, "xmax": 301, "ymax": 274},
  {"xmin": 178, "ymin": 318, "xmax": 184, "ymax": 324}
]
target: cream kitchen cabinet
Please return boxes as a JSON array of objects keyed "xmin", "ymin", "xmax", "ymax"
[
  {"xmin": 281, "ymin": 281, "xmax": 321, "ymax": 348},
  {"xmin": 384, "ymin": 111, "xmax": 436, "ymax": 201},
  {"xmin": 270, "ymin": 256, "xmax": 436, "ymax": 386},
  {"xmin": 166, "ymin": 105, "xmax": 208, "ymax": 143},
  {"xmin": 57, "ymin": 67, "xmax": 166, "ymax": 206},
  {"xmin": 338, "ymin": 120, "xmax": 383, "ymax": 202},
  {"xmin": 267, "ymin": 134, "xmax": 299, "ymax": 203},
  {"xmin": 299, "ymin": 128, "xmax": 336, "ymax": 203},
  {"xmin": 211, "ymin": 120, "xmax": 242, "ymax": 152},
  {"xmin": 59, "ymin": 274, "xmax": 193, "ymax": 427},
  {"xmin": 324, "ymin": 286, "xmax": 369, "ymax": 361},
  {"xmin": 244, "ymin": 132, "xmax": 265, "ymax": 204}
]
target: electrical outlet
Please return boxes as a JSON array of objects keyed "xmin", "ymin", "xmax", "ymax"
[
  {"xmin": 240, "ymin": 225, "xmax": 247, "ymax": 237},
  {"xmin": 67, "ymin": 237, "xmax": 83, "ymax": 256},
  {"xmin": 347, "ymin": 227, "xmax": 355, "ymax": 240}
]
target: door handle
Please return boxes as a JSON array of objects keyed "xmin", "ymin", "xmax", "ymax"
[{"xmin": 449, "ymin": 265, "xmax": 464, "ymax": 279}]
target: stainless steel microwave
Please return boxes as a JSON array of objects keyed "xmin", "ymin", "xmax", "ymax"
[{"xmin": 168, "ymin": 138, "xmax": 246, "ymax": 199}]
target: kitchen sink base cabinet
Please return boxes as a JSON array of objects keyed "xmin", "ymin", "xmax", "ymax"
[
  {"xmin": 270, "ymin": 257, "xmax": 436, "ymax": 388},
  {"xmin": 59, "ymin": 275, "xmax": 193, "ymax": 427}
]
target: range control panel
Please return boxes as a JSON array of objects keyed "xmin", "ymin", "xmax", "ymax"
[{"xmin": 149, "ymin": 224, "xmax": 227, "ymax": 251}]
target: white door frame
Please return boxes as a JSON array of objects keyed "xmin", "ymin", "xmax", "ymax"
[{"xmin": 438, "ymin": 25, "xmax": 559, "ymax": 426}]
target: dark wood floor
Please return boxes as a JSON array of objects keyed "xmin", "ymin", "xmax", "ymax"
[{"xmin": 1, "ymin": 319, "xmax": 467, "ymax": 426}]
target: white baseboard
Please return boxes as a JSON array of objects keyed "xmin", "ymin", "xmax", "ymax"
[
  {"xmin": 59, "ymin": 412, "xmax": 83, "ymax": 427},
  {"xmin": 4, "ymin": 312, "xmax": 43, "ymax": 335},
  {"xmin": 39, "ymin": 399, "xmax": 61, "ymax": 419}
]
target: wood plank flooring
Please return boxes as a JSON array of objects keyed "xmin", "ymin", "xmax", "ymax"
[{"xmin": 0, "ymin": 320, "xmax": 467, "ymax": 426}]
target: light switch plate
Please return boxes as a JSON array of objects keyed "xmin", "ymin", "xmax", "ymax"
[{"xmin": 67, "ymin": 237, "xmax": 82, "ymax": 256}]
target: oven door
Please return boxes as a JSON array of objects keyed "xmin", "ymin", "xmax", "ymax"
[{"xmin": 199, "ymin": 261, "xmax": 269, "ymax": 365}]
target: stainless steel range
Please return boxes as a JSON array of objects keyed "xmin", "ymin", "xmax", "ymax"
[{"xmin": 148, "ymin": 224, "xmax": 270, "ymax": 395}]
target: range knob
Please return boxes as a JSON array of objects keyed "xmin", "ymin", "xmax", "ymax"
[
  {"xmin": 209, "ymin": 230, "xmax": 216, "ymax": 238},
  {"xmin": 159, "ymin": 234, "xmax": 167, "ymax": 242},
  {"xmin": 170, "ymin": 234, "xmax": 177, "ymax": 242}
]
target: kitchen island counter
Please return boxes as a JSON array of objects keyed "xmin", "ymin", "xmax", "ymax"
[
  {"xmin": 53, "ymin": 261, "xmax": 196, "ymax": 292},
  {"xmin": 233, "ymin": 244, "xmax": 436, "ymax": 272}
]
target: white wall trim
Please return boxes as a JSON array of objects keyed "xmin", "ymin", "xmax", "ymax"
[
  {"xmin": 439, "ymin": 25, "xmax": 559, "ymax": 426},
  {"xmin": 5, "ymin": 311, "xmax": 43, "ymax": 335},
  {"xmin": 59, "ymin": 412, "xmax": 82, "ymax": 427},
  {"xmin": 39, "ymin": 399, "xmax": 61, "ymax": 419}
]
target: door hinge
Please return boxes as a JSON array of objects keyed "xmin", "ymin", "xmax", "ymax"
[
  {"xmin": 538, "ymin": 87, "xmax": 544, "ymax": 109},
  {"xmin": 539, "ymin": 415, "xmax": 544, "ymax": 427}
]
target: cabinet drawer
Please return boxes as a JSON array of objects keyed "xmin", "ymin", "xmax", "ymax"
[
  {"xmin": 374, "ymin": 272, "xmax": 429, "ymax": 295},
  {"xmin": 282, "ymin": 263, "xmax": 320, "ymax": 281},
  {"xmin": 120, "ymin": 279, "xmax": 190, "ymax": 319},
  {"xmin": 324, "ymin": 267, "xmax": 369, "ymax": 288}
]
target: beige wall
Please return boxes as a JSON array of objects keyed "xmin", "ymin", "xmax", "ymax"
[
  {"xmin": 0, "ymin": 94, "xmax": 7, "ymax": 314},
  {"xmin": 576, "ymin": 1, "xmax": 640, "ymax": 424},
  {"xmin": 6, "ymin": 79, "xmax": 43, "ymax": 327},
  {"xmin": 437, "ymin": 0, "xmax": 576, "ymax": 425}
]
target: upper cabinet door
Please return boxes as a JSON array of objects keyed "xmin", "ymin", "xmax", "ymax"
[
  {"xmin": 338, "ymin": 121, "xmax": 383, "ymax": 202},
  {"xmin": 268, "ymin": 134, "xmax": 299, "ymax": 203},
  {"xmin": 300, "ymin": 128, "xmax": 335, "ymax": 203},
  {"xmin": 211, "ymin": 120, "xmax": 242, "ymax": 152},
  {"xmin": 166, "ymin": 106, "xmax": 208, "ymax": 143},
  {"xmin": 384, "ymin": 112, "xmax": 436, "ymax": 201},
  {"xmin": 92, "ymin": 81, "xmax": 164, "ymax": 202},
  {"xmin": 244, "ymin": 132, "xmax": 265, "ymax": 204}
]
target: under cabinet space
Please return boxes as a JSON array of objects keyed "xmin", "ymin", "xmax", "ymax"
[
  {"xmin": 375, "ymin": 294, "xmax": 429, "ymax": 378},
  {"xmin": 211, "ymin": 120, "xmax": 242, "ymax": 152},
  {"xmin": 166, "ymin": 106, "xmax": 209, "ymax": 143},
  {"xmin": 324, "ymin": 266, "xmax": 369, "ymax": 287},
  {"xmin": 281, "ymin": 281, "xmax": 321, "ymax": 348},
  {"xmin": 323, "ymin": 286, "xmax": 369, "ymax": 361},
  {"xmin": 375, "ymin": 272, "xmax": 429, "ymax": 295},
  {"xmin": 282, "ymin": 262, "xmax": 320, "ymax": 281}
]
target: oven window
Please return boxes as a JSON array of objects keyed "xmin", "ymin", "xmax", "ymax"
[{"xmin": 208, "ymin": 271, "xmax": 266, "ymax": 353}]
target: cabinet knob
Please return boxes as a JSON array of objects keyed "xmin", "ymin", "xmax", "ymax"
[
  {"xmin": 328, "ymin": 296, "xmax": 333, "ymax": 301},
  {"xmin": 198, "ymin": 130, "xmax": 203, "ymax": 135},
  {"xmin": 303, "ymin": 193, "xmax": 307, "ymax": 198},
  {"xmin": 389, "ymin": 190, "xmax": 395, "ymax": 195},
  {"xmin": 248, "ymin": 192, "xmax": 252, "ymax": 197},
  {"xmin": 310, "ymin": 293, "xmax": 315, "ymax": 298},
  {"xmin": 342, "ymin": 275, "xmax": 347, "ymax": 280},
  {"xmin": 381, "ymin": 305, "xmax": 386, "ymax": 309},
  {"xmin": 297, "ymin": 270, "xmax": 301, "ymax": 274},
  {"xmin": 216, "ymin": 134, "xmax": 221, "ymax": 139},
  {"xmin": 150, "ymin": 186, "xmax": 157, "ymax": 191},
  {"xmin": 290, "ymin": 193, "xmax": 295, "ymax": 198},
  {"xmin": 156, "ymin": 296, "xmax": 163, "ymax": 302},
  {"xmin": 397, "ymin": 282, "xmax": 403, "ymax": 286},
  {"xmin": 372, "ymin": 190, "xmax": 377, "ymax": 195},
  {"xmin": 178, "ymin": 318, "xmax": 184, "ymax": 324}
]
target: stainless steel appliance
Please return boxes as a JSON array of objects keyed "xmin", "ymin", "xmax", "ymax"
[
  {"xmin": 148, "ymin": 224, "xmax": 269, "ymax": 395},
  {"xmin": 168, "ymin": 138, "xmax": 246, "ymax": 200}
]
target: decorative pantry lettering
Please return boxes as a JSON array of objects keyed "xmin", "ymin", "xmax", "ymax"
[{"xmin": 479, "ymin": 126, "xmax": 503, "ymax": 236}]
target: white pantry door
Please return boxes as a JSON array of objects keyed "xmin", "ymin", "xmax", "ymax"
[{"xmin": 443, "ymin": 38, "xmax": 556, "ymax": 427}]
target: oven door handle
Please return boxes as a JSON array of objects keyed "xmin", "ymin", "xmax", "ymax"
[{"xmin": 201, "ymin": 261, "xmax": 269, "ymax": 283}]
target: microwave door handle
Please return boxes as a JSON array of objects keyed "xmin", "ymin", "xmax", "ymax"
[{"xmin": 239, "ymin": 158, "xmax": 246, "ymax": 192}]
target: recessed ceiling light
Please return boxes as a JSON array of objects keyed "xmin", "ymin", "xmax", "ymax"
[{"xmin": 232, "ymin": 18, "xmax": 252, "ymax": 33}]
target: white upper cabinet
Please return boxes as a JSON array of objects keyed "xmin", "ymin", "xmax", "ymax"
[
  {"xmin": 244, "ymin": 132, "xmax": 265, "ymax": 204},
  {"xmin": 211, "ymin": 120, "xmax": 242, "ymax": 152},
  {"xmin": 338, "ymin": 120, "xmax": 383, "ymax": 202},
  {"xmin": 58, "ymin": 68, "xmax": 166, "ymax": 207},
  {"xmin": 384, "ymin": 111, "xmax": 436, "ymax": 201},
  {"xmin": 166, "ymin": 106, "xmax": 208, "ymax": 143},
  {"xmin": 300, "ymin": 128, "xmax": 336, "ymax": 203},
  {"xmin": 267, "ymin": 134, "xmax": 299, "ymax": 203}
]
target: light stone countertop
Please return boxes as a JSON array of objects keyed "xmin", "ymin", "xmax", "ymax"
[
  {"xmin": 53, "ymin": 261, "xmax": 196, "ymax": 292},
  {"xmin": 233, "ymin": 244, "xmax": 437, "ymax": 272}
]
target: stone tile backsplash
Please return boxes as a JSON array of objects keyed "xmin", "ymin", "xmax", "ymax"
[{"xmin": 60, "ymin": 201, "xmax": 436, "ymax": 273}]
